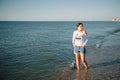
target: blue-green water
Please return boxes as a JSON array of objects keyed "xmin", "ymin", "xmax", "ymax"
[{"xmin": 0, "ymin": 21, "xmax": 120, "ymax": 80}]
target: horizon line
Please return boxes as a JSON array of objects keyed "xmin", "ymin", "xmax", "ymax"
[{"xmin": 0, "ymin": 20, "xmax": 113, "ymax": 22}]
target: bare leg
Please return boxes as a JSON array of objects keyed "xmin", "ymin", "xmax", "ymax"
[
  {"xmin": 75, "ymin": 54, "xmax": 81, "ymax": 71},
  {"xmin": 80, "ymin": 54, "xmax": 88, "ymax": 70}
]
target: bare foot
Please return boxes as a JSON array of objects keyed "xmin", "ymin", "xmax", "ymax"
[
  {"xmin": 84, "ymin": 67, "xmax": 89, "ymax": 71},
  {"xmin": 76, "ymin": 69, "xmax": 81, "ymax": 73}
]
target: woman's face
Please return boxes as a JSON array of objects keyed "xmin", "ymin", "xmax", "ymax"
[{"xmin": 77, "ymin": 25, "xmax": 83, "ymax": 31}]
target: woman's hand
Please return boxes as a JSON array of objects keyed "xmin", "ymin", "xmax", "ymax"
[{"xmin": 82, "ymin": 44, "xmax": 86, "ymax": 48}]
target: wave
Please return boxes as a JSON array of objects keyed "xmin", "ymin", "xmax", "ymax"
[
  {"xmin": 94, "ymin": 28, "xmax": 120, "ymax": 48},
  {"xmin": 108, "ymin": 28, "xmax": 120, "ymax": 35}
]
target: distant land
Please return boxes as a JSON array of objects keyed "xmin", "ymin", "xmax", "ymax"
[{"xmin": 112, "ymin": 18, "xmax": 120, "ymax": 22}]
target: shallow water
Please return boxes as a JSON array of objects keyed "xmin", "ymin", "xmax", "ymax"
[{"xmin": 0, "ymin": 21, "xmax": 120, "ymax": 80}]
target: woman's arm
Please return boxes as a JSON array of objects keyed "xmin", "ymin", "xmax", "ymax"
[
  {"xmin": 72, "ymin": 31, "xmax": 76, "ymax": 47},
  {"xmin": 82, "ymin": 30, "xmax": 88, "ymax": 48},
  {"xmin": 83, "ymin": 30, "xmax": 87, "ymax": 35}
]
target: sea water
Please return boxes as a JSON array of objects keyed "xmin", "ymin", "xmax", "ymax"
[{"xmin": 0, "ymin": 21, "xmax": 120, "ymax": 80}]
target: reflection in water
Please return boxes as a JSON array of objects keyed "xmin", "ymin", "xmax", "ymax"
[
  {"xmin": 52, "ymin": 67, "xmax": 90, "ymax": 80},
  {"xmin": 76, "ymin": 70, "xmax": 89, "ymax": 80}
]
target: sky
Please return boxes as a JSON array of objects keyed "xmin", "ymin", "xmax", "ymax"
[{"xmin": 0, "ymin": 0, "xmax": 120, "ymax": 21}]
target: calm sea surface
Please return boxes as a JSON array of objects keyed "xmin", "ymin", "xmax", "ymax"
[{"xmin": 0, "ymin": 21, "xmax": 120, "ymax": 80}]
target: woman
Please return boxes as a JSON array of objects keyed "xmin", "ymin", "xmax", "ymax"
[{"xmin": 72, "ymin": 22, "xmax": 88, "ymax": 71}]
